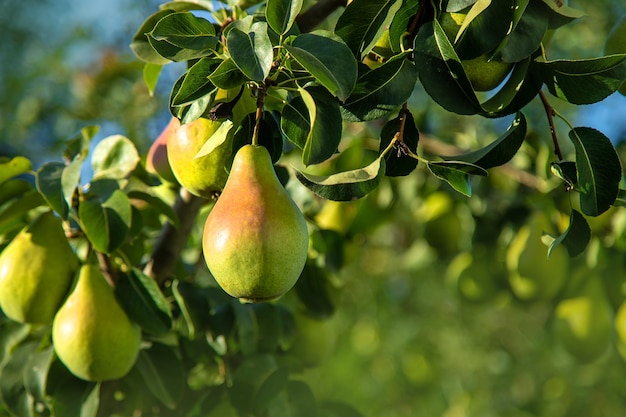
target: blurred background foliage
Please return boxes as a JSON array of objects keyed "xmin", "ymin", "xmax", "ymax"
[{"xmin": 2, "ymin": 1, "xmax": 626, "ymax": 416}]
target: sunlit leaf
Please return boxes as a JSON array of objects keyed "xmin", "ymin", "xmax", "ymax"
[
  {"xmin": 91, "ymin": 135, "xmax": 140, "ymax": 181},
  {"xmin": 149, "ymin": 11, "xmax": 217, "ymax": 50},
  {"xmin": 285, "ymin": 31, "xmax": 357, "ymax": 101},
  {"xmin": 36, "ymin": 162, "xmax": 69, "ymax": 219},
  {"xmin": 0, "ymin": 157, "xmax": 31, "ymax": 186},
  {"xmin": 227, "ymin": 23, "xmax": 273, "ymax": 82},
  {"xmin": 194, "ymin": 120, "xmax": 234, "ymax": 158},
  {"xmin": 295, "ymin": 157, "xmax": 385, "ymax": 201},
  {"xmin": 130, "ymin": 9, "xmax": 175, "ymax": 64},
  {"xmin": 298, "ymin": 87, "xmax": 343, "ymax": 166}
]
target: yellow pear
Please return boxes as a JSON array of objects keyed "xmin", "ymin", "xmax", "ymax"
[
  {"xmin": 506, "ymin": 212, "xmax": 569, "ymax": 301},
  {"xmin": 439, "ymin": 10, "xmax": 513, "ymax": 91},
  {"xmin": 167, "ymin": 117, "xmax": 234, "ymax": 198},
  {"xmin": 553, "ymin": 277, "xmax": 613, "ymax": 362},
  {"xmin": 0, "ymin": 211, "xmax": 78, "ymax": 324},
  {"xmin": 203, "ymin": 145, "xmax": 309, "ymax": 302},
  {"xmin": 52, "ymin": 264, "xmax": 141, "ymax": 381}
]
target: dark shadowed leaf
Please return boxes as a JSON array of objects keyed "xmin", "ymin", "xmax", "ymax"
[
  {"xmin": 378, "ymin": 110, "xmax": 419, "ymax": 177},
  {"xmin": 79, "ymin": 187, "xmax": 132, "ymax": 254},
  {"xmin": 266, "ymin": 0, "xmax": 303, "ymax": 35},
  {"xmin": 115, "ymin": 268, "xmax": 172, "ymax": 336},
  {"xmin": 538, "ymin": 55, "xmax": 626, "ymax": 104},
  {"xmin": 444, "ymin": 112, "xmax": 527, "ymax": 169},
  {"xmin": 568, "ymin": 127, "xmax": 622, "ymax": 216},
  {"xmin": 36, "ymin": 162, "xmax": 69, "ymax": 219},
  {"xmin": 548, "ymin": 209, "xmax": 591, "ymax": 257},
  {"xmin": 550, "ymin": 160, "xmax": 577, "ymax": 189},
  {"xmin": 209, "ymin": 58, "xmax": 248, "ymax": 89},
  {"xmin": 335, "ymin": 0, "xmax": 402, "ymax": 59},
  {"xmin": 149, "ymin": 11, "xmax": 217, "ymax": 50},
  {"xmin": 341, "ymin": 55, "xmax": 417, "ymax": 121},
  {"xmin": 172, "ymin": 58, "xmax": 219, "ymax": 106},
  {"xmin": 298, "ymin": 87, "xmax": 343, "ymax": 166},
  {"xmin": 135, "ymin": 344, "xmax": 185, "ymax": 409}
]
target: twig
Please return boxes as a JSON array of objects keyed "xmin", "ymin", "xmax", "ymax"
[
  {"xmin": 143, "ymin": 188, "xmax": 207, "ymax": 285},
  {"xmin": 539, "ymin": 90, "xmax": 564, "ymax": 160}
]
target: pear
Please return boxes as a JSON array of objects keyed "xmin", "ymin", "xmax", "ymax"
[
  {"xmin": 167, "ymin": 117, "xmax": 234, "ymax": 198},
  {"xmin": 52, "ymin": 264, "xmax": 141, "ymax": 381},
  {"xmin": 0, "ymin": 211, "xmax": 78, "ymax": 324},
  {"xmin": 553, "ymin": 277, "xmax": 613, "ymax": 362},
  {"xmin": 203, "ymin": 145, "xmax": 309, "ymax": 302},
  {"xmin": 506, "ymin": 212, "xmax": 569, "ymax": 301},
  {"xmin": 146, "ymin": 116, "xmax": 178, "ymax": 183}
]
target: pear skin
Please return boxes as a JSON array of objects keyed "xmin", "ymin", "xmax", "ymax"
[
  {"xmin": 167, "ymin": 117, "xmax": 234, "ymax": 198},
  {"xmin": 0, "ymin": 211, "xmax": 78, "ymax": 324},
  {"xmin": 202, "ymin": 145, "xmax": 309, "ymax": 302},
  {"xmin": 52, "ymin": 264, "xmax": 141, "ymax": 381},
  {"xmin": 146, "ymin": 116, "xmax": 178, "ymax": 183}
]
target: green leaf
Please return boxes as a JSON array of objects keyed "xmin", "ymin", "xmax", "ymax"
[
  {"xmin": 320, "ymin": 400, "xmax": 366, "ymax": 417},
  {"xmin": 0, "ymin": 341, "xmax": 39, "ymax": 417},
  {"xmin": 149, "ymin": 11, "xmax": 217, "ymax": 50},
  {"xmin": 295, "ymin": 157, "xmax": 385, "ymax": 201},
  {"xmin": 378, "ymin": 110, "xmax": 419, "ymax": 177},
  {"xmin": 0, "ymin": 157, "xmax": 31, "ymax": 186},
  {"xmin": 541, "ymin": 0, "xmax": 585, "ymax": 28},
  {"xmin": 444, "ymin": 112, "xmax": 527, "ymax": 169},
  {"xmin": 388, "ymin": 0, "xmax": 420, "ymax": 53},
  {"xmin": 209, "ymin": 58, "xmax": 248, "ymax": 90},
  {"xmin": 548, "ymin": 209, "xmax": 591, "ymax": 258},
  {"xmin": 254, "ymin": 367, "xmax": 289, "ymax": 414},
  {"xmin": 298, "ymin": 87, "xmax": 343, "ymax": 166},
  {"xmin": 232, "ymin": 302, "xmax": 259, "ymax": 356},
  {"xmin": 171, "ymin": 280, "xmax": 214, "ymax": 339},
  {"xmin": 0, "ymin": 190, "xmax": 45, "ymax": 234},
  {"xmin": 496, "ymin": 0, "xmax": 548, "ymax": 63},
  {"xmin": 126, "ymin": 190, "xmax": 179, "ymax": 228},
  {"xmin": 143, "ymin": 63, "xmax": 162, "ymax": 96},
  {"xmin": 294, "ymin": 262, "xmax": 335, "ymax": 319},
  {"xmin": 281, "ymin": 94, "xmax": 310, "ymax": 149},
  {"xmin": 266, "ymin": 0, "xmax": 303, "ymax": 35},
  {"xmin": 135, "ymin": 344, "xmax": 185, "ymax": 409},
  {"xmin": 91, "ymin": 135, "xmax": 140, "ymax": 181},
  {"xmin": 36, "ymin": 162, "xmax": 69, "ymax": 219},
  {"xmin": 159, "ymin": 0, "xmax": 216, "ymax": 11},
  {"xmin": 427, "ymin": 160, "xmax": 488, "ymax": 197},
  {"xmin": 550, "ymin": 160, "xmax": 577, "ymax": 189},
  {"xmin": 23, "ymin": 346, "xmax": 55, "ymax": 405},
  {"xmin": 172, "ymin": 58, "xmax": 219, "ymax": 106},
  {"xmin": 615, "ymin": 189, "xmax": 626, "ymax": 208},
  {"xmin": 568, "ymin": 127, "xmax": 622, "ymax": 216},
  {"xmin": 229, "ymin": 354, "xmax": 278, "ymax": 414},
  {"xmin": 79, "ymin": 188, "xmax": 132, "ymax": 254},
  {"xmin": 115, "ymin": 269, "xmax": 172, "ymax": 336},
  {"xmin": 538, "ymin": 55, "xmax": 626, "ymax": 104},
  {"xmin": 252, "ymin": 304, "xmax": 284, "ymax": 353},
  {"xmin": 195, "ymin": 120, "xmax": 234, "ymax": 158},
  {"xmin": 61, "ymin": 154, "xmax": 83, "ymax": 213},
  {"xmin": 0, "ymin": 321, "xmax": 30, "ymax": 366},
  {"xmin": 285, "ymin": 31, "xmax": 357, "ymax": 101},
  {"xmin": 341, "ymin": 55, "xmax": 418, "ymax": 121},
  {"xmin": 227, "ymin": 22, "xmax": 273, "ymax": 82},
  {"xmin": 130, "ymin": 10, "xmax": 175, "ymax": 65},
  {"xmin": 48, "ymin": 361, "xmax": 100, "ymax": 417},
  {"xmin": 335, "ymin": 0, "xmax": 402, "ymax": 59},
  {"xmin": 0, "ymin": 179, "xmax": 33, "ymax": 207}
]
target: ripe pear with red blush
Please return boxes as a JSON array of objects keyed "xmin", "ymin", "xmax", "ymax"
[
  {"xmin": 203, "ymin": 144, "xmax": 309, "ymax": 303},
  {"xmin": 146, "ymin": 116, "xmax": 179, "ymax": 183}
]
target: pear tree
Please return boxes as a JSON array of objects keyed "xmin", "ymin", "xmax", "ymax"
[{"xmin": 1, "ymin": 0, "xmax": 626, "ymax": 416}]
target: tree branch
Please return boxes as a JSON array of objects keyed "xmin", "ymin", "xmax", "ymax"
[
  {"xmin": 143, "ymin": 188, "xmax": 207, "ymax": 285},
  {"xmin": 295, "ymin": 0, "xmax": 348, "ymax": 33}
]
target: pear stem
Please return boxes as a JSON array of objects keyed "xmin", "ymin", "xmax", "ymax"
[
  {"xmin": 539, "ymin": 89, "xmax": 564, "ymax": 161},
  {"xmin": 96, "ymin": 250, "xmax": 118, "ymax": 287},
  {"xmin": 251, "ymin": 84, "xmax": 266, "ymax": 146}
]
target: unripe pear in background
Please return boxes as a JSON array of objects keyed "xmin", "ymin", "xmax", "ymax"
[
  {"xmin": 52, "ymin": 264, "xmax": 141, "ymax": 382},
  {"xmin": 506, "ymin": 212, "xmax": 569, "ymax": 301},
  {"xmin": 146, "ymin": 116, "xmax": 178, "ymax": 183},
  {"xmin": 290, "ymin": 310, "xmax": 337, "ymax": 367},
  {"xmin": 203, "ymin": 145, "xmax": 309, "ymax": 303},
  {"xmin": 553, "ymin": 277, "xmax": 613, "ymax": 362},
  {"xmin": 439, "ymin": 9, "xmax": 513, "ymax": 91},
  {"xmin": 167, "ymin": 117, "xmax": 235, "ymax": 198},
  {"xmin": 0, "ymin": 211, "xmax": 78, "ymax": 324},
  {"xmin": 604, "ymin": 16, "xmax": 626, "ymax": 95}
]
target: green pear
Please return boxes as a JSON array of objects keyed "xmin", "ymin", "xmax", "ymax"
[
  {"xmin": 506, "ymin": 212, "xmax": 569, "ymax": 301},
  {"xmin": 0, "ymin": 211, "xmax": 78, "ymax": 324},
  {"xmin": 146, "ymin": 116, "xmax": 178, "ymax": 183},
  {"xmin": 439, "ymin": 10, "xmax": 513, "ymax": 91},
  {"xmin": 203, "ymin": 145, "xmax": 309, "ymax": 302},
  {"xmin": 553, "ymin": 277, "xmax": 613, "ymax": 362},
  {"xmin": 52, "ymin": 264, "xmax": 141, "ymax": 381},
  {"xmin": 605, "ymin": 16, "xmax": 626, "ymax": 95},
  {"xmin": 167, "ymin": 117, "xmax": 234, "ymax": 198}
]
